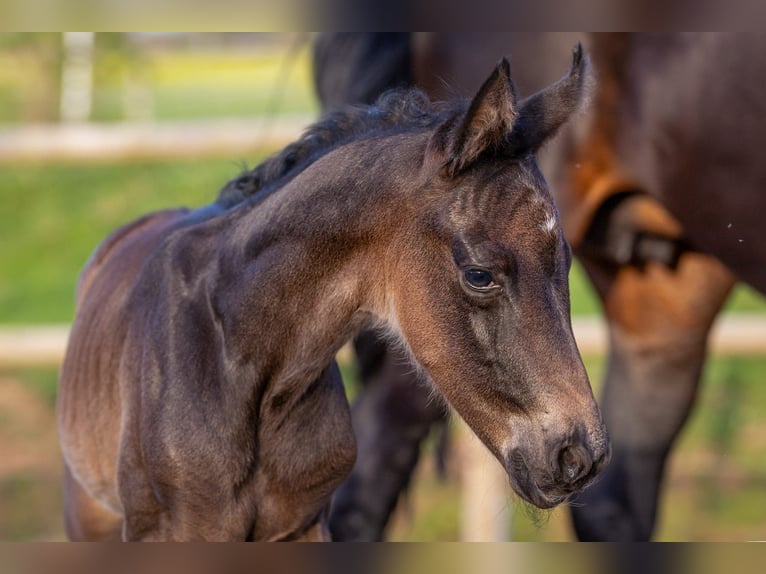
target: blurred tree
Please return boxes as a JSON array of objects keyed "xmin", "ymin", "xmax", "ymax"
[{"xmin": 0, "ymin": 33, "xmax": 61, "ymax": 123}]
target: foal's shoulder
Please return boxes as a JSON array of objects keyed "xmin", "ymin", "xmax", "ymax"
[{"xmin": 78, "ymin": 208, "xmax": 190, "ymax": 302}]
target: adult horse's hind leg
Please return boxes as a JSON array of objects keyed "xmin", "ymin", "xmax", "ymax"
[
  {"xmin": 62, "ymin": 463, "xmax": 123, "ymax": 541},
  {"xmin": 570, "ymin": 248, "xmax": 734, "ymax": 540}
]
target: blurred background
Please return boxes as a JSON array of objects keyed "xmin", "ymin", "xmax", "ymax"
[{"xmin": 1, "ymin": 32, "xmax": 765, "ymax": 541}]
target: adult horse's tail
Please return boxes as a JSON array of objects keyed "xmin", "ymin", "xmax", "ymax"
[{"xmin": 313, "ymin": 33, "xmax": 412, "ymax": 111}]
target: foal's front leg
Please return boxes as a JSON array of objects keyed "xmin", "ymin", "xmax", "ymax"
[
  {"xmin": 570, "ymin": 249, "xmax": 734, "ymax": 541},
  {"xmin": 118, "ymin": 362, "xmax": 355, "ymax": 541}
]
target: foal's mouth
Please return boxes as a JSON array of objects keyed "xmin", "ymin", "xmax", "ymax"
[{"xmin": 505, "ymin": 449, "xmax": 580, "ymax": 510}]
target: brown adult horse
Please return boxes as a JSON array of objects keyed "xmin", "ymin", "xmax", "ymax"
[
  {"xmin": 315, "ymin": 32, "xmax": 765, "ymax": 541},
  {"xmin": 57, "ymin": 51, "xmax": 609, "ymax": 541}
]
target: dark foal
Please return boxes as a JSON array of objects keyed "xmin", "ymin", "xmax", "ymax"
[{"xmin": 57, "ymin": 50, "xmax": 608, "ymax": 541}]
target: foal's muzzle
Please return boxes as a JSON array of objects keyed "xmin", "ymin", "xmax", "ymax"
[{"xmin": 506, "ymin": 431, "xmax": 611, "ymax": 509}]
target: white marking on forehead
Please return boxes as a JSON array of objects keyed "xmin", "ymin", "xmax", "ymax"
[{"xmin": 539, "ymin": 212, "xmax": 558, "ymax": 235}]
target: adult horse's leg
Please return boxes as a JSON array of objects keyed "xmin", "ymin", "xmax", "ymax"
[
  {"xmin": 328, "ymin": 331, "xmax": 446, "ymax": 541},
  {"xmin": 556, "ymin": 35, "xmax": 736, "ymax": 538},
  {"xmin": 570, "ymin": 199, "xmax": 735, "ymax": 540}
]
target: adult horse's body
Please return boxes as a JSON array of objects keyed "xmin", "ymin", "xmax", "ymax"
[
  {"xmin": 57, "ymin": 53, "xmax": 608, "ymax": 541},
  {"xmin": 315, "ymin": 32, "xmax": 766, "ymax": 541}
]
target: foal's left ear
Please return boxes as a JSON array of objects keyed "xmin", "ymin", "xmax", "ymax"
[
  {"xmin": 507, "ymin": 43, "xmax": 591, "ymax": 155},
  {"xmin": 430, "ymin": 58, "xmax": 519, "ymax": 177}
]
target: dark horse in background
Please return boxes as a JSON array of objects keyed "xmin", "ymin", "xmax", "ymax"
[
  {"xmin": 57, "ymin": 52, "xmax": 608, "ymax": 540},
  {"xmin": 316, "ymin": 33, "xmax": 766, "ymax": 541}
]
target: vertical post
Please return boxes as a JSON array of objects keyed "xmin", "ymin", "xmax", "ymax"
[
  {"xmin": 60, "ymin": 32, "xmax": 95, "ymax": 123},
  {"xmin": 459, "ymin": 420, "xmax": 512, "ymax": 541}
]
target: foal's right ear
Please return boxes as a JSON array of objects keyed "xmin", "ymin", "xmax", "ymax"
[{"xmin": 429, "ymin": 58, "xmax": 519, "ymax": 177}]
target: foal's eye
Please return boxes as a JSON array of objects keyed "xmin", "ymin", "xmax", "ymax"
[{"xmin": 463, "ymin": 268, "xmax": 498, "ymax": 292}]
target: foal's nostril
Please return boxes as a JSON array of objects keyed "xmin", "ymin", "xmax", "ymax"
[{"xmin": 557, "ymin": 445, "xmax": 591, "ymax": 485}]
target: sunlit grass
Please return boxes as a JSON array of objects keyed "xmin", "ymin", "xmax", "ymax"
[
  {"xmin": 91, "ymin": 45, "xmax": 319, "ymax": 121},
  {"xmin": 0, "ymin": 34, "xmax": 318, "ymax": 123},
  {"xmin": 1, "ymin": 157, "xmax": 764, "ymax": 324},
  {"xmin": 0, "ymin": 158, "xmax": 262, "ymax": 323}
]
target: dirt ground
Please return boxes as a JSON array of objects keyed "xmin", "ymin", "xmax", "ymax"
[{"xmin": 0, "ymin": 376, "xmax": 65, "ymax": 540}]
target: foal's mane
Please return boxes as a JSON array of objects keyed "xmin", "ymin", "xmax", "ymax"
[{"xmin": 216, "ymin": 89, "xmax": 453, "ymax": 208}]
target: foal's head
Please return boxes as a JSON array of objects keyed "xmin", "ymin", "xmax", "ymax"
[{"xmin": 386, "ymin": 46, "xmax": 609, "ymax": 508}]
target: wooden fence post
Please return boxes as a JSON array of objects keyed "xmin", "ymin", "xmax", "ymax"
[
  {"xmin": 459, "ymin": 419, "xmax": 512, "ymax": 541},
  {"xmin": 60, "ymin": 32, "xmax": 95, "ymax": 123}
]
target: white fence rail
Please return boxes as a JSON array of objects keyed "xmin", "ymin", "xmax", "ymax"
[
  {"xmin": 2, "ymin": 314, "xmax": 765, "ymax": 368},
  {"xmin": 0, "ymin": 117, "xmax": 311, "ymax": 164},
  {"xmin": 0, "ymin": 325, "xmax": 71, "ymax": 367}
]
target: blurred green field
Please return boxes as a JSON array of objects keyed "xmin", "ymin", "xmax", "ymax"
[
  {"xmin": 0, "ymin": 33, "xmax": 318, "ymax": 124},
  {"xmin": 1, "ymin": 34, "xmax": 766, "ymax": 542},
  {"xmin": 0, "ymin": 33, "xmax": 764, "ymax": 324},
  {"xmin": 0, "ymin": 33, "xmax": 317, "ymax": 324},
  {"xmin": 0, "ymin": 159, "xmax": 242, "ymax": 323},
  {"xmin": 1, "ymin": 157, "xmax": 764, "ymax": 325}
]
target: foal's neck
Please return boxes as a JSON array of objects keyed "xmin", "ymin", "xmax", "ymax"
[{"xmin": 212, "ymin": 134, "xmax": 426, "ymax": 393}]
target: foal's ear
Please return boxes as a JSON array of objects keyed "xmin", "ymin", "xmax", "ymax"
[
  {"xmin": 507, "ymin": 43, "xmax": 591, "ymax": 155},
  {"xmin": 431, "ymin": 58, "xmax": 519, "ymax": 177}
]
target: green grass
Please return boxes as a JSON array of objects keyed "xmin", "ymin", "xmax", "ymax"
[
  {"xmin": 1, "ymin": 157, "xmax": 764, "ymax": 325},
  {"xmin": 0, "ymin": 159, "xmax": 258, "ymax": 323},
  {"xmin": 1, "ymin": 368, "xmax": 59, "ymax": 408},
  {"xmin": 0, "ymin": 35, "xmax": 763, "ymax": 324},
  {"xmin": 0, "ymin": 471, "xmax": 60, "ymax": 540},
  {"xmin": 568, "ymin": 262, "xmax": 601, "ymax": 316},
  {"xmin": 148, "ymin": 48, "xmax": 319, "ymax": 120},
  {"xmin": 724, "ymin": 284, "xmax": 766, "ymax": 313},
  {"xmin": 89, "ymin": 49, "xmax": 319, "ymax": 122}
]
